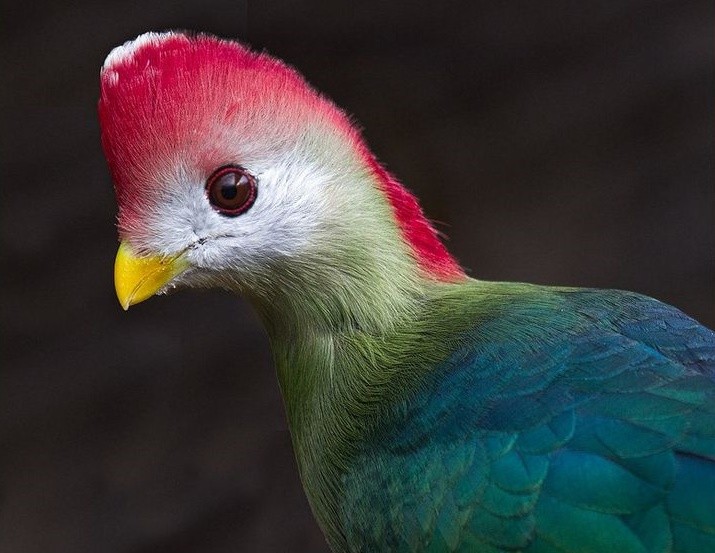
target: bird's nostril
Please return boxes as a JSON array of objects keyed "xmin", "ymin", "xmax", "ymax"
[{"xmin": 187, "ymin": 237, "xmax": 207, "ymax": 250}]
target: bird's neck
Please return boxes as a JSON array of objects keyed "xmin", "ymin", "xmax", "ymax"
[
  {"xmin": 245, "ymin": 158, "xmax": 469, "ymax": 544},
  {"xmin": 249, "ymin": 250, "xmax": 474, "ymax": 546}
]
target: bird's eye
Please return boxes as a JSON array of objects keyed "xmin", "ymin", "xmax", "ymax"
[{"xmin": 205, "ymin": 166, "xmax": 257, "ymax": 216}]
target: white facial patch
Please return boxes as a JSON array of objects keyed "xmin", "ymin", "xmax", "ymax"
[{"xmin": 131, "ymin": 127, "xmax": 362, "ymax": 290}]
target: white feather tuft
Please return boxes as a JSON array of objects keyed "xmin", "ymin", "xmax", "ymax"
[{"xmin": 102, "ymin": 31, "xmax": 178, "ymax": 71}]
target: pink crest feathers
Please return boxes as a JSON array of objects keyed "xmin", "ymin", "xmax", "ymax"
[
  {"xmin": 99, "ymin": 31, "xmax": 464, "ymax": 281},
  {"xmin": 99, "ymin": 32, "xmax": 320, "ymax": 216}
]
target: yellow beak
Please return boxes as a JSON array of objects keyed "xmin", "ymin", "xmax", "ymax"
[{"xmin": 114, "ymin": 241, "xmax": 189, "ymax": 310}]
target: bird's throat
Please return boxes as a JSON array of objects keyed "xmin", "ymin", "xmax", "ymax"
[{"xmin": 253, "ymin": 274, "xmax": 482, "ymax": 548}]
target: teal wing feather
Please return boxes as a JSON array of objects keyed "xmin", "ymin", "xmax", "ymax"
[{"xmin": 341, "ymin": 289, "xmax": 715, "ymax": 552}]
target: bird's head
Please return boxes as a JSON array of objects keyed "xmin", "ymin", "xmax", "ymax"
[{"xmin": 100, "ymin": 32, "xmax": 464, "ymax": 328}]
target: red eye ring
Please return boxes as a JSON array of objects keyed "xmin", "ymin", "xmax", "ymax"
[{"xmin": 205, "ymin": 165, "xmax": 257, "ymax": 216}]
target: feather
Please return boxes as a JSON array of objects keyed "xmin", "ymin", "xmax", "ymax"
[{"xmin": 338, "ymin": 287, "xmax": 715, "ymax": 552}]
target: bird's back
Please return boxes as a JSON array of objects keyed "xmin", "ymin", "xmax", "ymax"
[{"xmin": 340, "ymin": 286, "xmax": 715, "ymax": 552}]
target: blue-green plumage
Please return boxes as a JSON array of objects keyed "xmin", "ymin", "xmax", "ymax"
[{"xmin": 341, "ymin": 288, "xmax": 715, "ymax": 552}]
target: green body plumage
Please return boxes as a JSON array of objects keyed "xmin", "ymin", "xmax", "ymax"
[{"xmin": 254, "ymin": 271, "xmax": 715, "ymax": 552}]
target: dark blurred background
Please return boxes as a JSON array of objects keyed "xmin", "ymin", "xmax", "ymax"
[{"xmin": 1, "ymin": 1, "xmax": 713, "ymax": 551}]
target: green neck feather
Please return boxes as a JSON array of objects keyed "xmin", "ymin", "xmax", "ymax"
[
  {"xmin": 238, "ymin": 167, "xmax": 495, "ymax": 547},
  {"xmin": 245, "ymin": 211, "xmax": 485, "ymax": 547}
]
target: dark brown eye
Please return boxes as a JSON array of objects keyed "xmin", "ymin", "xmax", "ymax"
[{"xmin": 205, "ymin": 165, "xmax": 257, "ymax": 216}]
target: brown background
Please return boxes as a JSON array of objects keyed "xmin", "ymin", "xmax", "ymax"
[{"xmin": 2, "ymin": 1, "xmax": 713, "ymax": 552}]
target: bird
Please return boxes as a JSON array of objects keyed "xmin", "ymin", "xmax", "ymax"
[{"xmin": 99, "ymin": 31, "xmax": 715, "ymax": 553}]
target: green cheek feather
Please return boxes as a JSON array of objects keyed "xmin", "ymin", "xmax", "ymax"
[{"xmin": 101, "ymin": 31, "xmax": 715, "ymax": 553}]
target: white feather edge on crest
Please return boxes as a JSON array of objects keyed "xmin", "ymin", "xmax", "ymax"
[{"xmin": 102, "ymin": 31, "xmax": 180, "ymax": 72}]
